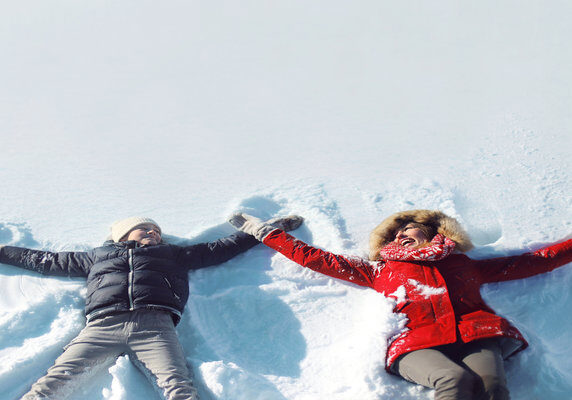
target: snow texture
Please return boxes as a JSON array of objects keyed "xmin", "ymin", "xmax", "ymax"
[
  {"xmin": 1, "ymin": 1, "xmax": 572, "ymax": 399},
  {"xmin": 407, "ymin": 280, "xmax": 447, "ymax": 298}
]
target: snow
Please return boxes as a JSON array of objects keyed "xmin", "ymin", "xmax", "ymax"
[
  {"xmin": 1, "ymin": 1, "xmax": 571, "ymax": 399},
  {"xmin": 407, "ymin": 280, "xmax": 446, "ymax": 298}
]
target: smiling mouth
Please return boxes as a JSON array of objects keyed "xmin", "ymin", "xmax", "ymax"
[{"xmin": 400, "ymin": 238, "xmax": 415, "ymax": 247}]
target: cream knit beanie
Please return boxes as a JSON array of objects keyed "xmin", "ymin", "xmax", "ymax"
[{"xmin": 110, "ymin": 217, "xmax": 161, "ymax": 242}]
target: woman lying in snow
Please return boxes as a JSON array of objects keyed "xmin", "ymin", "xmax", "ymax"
[
  {"xmin": 0, "ymin": 215, "xmax": 302, "ymax": 400},
  {"xmin": 229, "ymin": 210, "xmax": 572, "ymax": 400}
]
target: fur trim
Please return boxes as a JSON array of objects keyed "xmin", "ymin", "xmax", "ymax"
[{"xmin": 368, "ymin": 210, "xmax": 473, "ymax": 260}]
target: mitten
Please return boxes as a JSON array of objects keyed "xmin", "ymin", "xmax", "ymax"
[
  {"xmin": 228, "ymin": 213, "xmax": 303, "ymax": 241},
  {"xmin": 266, "ymin": 215, "xmax": 304, "ymax": 232},
  {"xmin": 228, "ymin": 213, "xmax": 274, "ymax": 241}
]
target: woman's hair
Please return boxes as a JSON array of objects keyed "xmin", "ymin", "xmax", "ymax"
[{"xmin": 369, "ymin": 209, "xmax": 473, "ymax": 260}]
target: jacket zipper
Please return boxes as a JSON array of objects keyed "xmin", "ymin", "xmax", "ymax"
[{"xmin": 128, "ymin": 248, "xmax": 135, "ymax": 310}]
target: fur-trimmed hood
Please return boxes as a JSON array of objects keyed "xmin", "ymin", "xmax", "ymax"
[{"xmin": 369, "ymin": 209, "xmax": 473, "ymax": 260}]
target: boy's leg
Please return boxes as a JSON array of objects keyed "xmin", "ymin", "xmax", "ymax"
[
  {"xmin": 127, "ymin": 310, "xmax": 199, "ymax": 400},
  {"xmin": 391, "ymin": 347, "xmax": 478, "ymax": 400},
  {"xmin": 459, "ymin": 339, "xmax": 510, "ymax": 400},
  {"xmin": 21, "ymin": 315, "xmax": 126, "ymax": 399}
]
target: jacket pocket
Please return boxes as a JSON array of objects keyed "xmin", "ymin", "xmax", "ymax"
[{"xmin": 163, "ymin": 277, "xmax": 181, "ymax": 301}]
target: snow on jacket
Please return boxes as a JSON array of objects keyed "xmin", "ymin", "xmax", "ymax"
[
  {"xmin": 0, "ymin": 232, "xmax": 259, "ymax": 324},
  {"xmin": 260, "ymin": 230, "xmax": 572, "ymax": 369}
]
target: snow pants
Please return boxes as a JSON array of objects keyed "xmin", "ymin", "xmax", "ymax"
[
  {"xmin": 391, "ymin": 338, "xmax": 509, "ymax": 400},
  {"xmin": 20, "ymin": 309, "xmax": 199, "ymax": 400}
]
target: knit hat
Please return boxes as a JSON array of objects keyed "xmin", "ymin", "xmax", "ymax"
[
  {"xmin": 368, "ymin": 209, "xmax": 473, "ymax": 260},
  {"xmin": 110, "ymin": 217, "xmax": 161, "ymax": 242}
]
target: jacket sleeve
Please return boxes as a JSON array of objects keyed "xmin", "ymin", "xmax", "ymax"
[
  {"xmin": 261, "ymin": 229, "xmax": 376, "ymax": 287},
  {"xmin": 176, "ymin": 231, "xmax": 260, "ymax": 270},
  {"xmin": 476, "ymin": 238, "xmax": 572, "ymax": 284},
  {"xmin": 0, "ymin": 246, "xmax": 92, "ymax": 277}
]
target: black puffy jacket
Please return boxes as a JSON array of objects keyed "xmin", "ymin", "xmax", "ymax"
[{"xmin": 0, "ymin": 232, "xmax": 258, "ymax": 324}]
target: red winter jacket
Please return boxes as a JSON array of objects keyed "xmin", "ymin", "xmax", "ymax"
[{"xmin": 261, "ymin": 230, "xmax": 572, "ymax": 370}]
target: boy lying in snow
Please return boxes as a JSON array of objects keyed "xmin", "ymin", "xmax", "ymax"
[
  {"xmin": 229, "ymin": 210, "xmax": 572, "ymax": 400},
  {"xmin": 0, "ymin": 215, "xmax": 302, "ymax": 400}
]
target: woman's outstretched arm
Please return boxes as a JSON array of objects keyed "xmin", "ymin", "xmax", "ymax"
[
  {"xmin": 229, "ymin": 213, "xmax": 376, "ymax": 287},
  {"xmin": 476, "ymin": 237, "xmax": 572, "ymax": 284}
]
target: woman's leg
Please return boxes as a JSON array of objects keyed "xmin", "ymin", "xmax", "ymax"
[
  {"xmin": 459, "ymin": 339, "xmax": 510, "ymax": 400},
  {"xmin": 392, "ymin": 347, "xmax": 479, "ymax": 400}
]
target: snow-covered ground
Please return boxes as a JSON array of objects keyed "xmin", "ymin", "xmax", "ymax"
[{"xmin": 1, "ymin": 1, "xmax": 571, "ymax": 399}]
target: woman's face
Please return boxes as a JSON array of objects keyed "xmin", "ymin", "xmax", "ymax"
[{"xmin": 393, "ymin": 223, "xmax": 429, "ymax": 248}]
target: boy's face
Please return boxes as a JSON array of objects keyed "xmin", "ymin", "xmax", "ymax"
[{"xmin": 124, "ymin": 223, "xmax": 162, "ymax": 246}]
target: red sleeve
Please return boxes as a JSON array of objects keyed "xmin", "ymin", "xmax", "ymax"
[
  {"xmin": 262, "ymin": 229, "xmax": 376, "ymax": 287},
  {"xmin": 477, "ymin": 238, "xmax": 572, "ymax": 284}
]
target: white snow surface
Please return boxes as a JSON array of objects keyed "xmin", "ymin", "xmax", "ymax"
[{"xmin": 1, "ymin": 1, "xmax": 572, "ymax": 399}]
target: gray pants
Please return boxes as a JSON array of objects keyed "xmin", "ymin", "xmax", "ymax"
[
  {"xmin": 392, "ymin": 338, "xmax": 510, "ymax": 400},
  {"xmin": 21, "ymin": 309, "xmax": 199, "ymax": 400}
]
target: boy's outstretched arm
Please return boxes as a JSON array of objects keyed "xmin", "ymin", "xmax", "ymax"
[
  {"xmin": 0, "ymin": 244, "xmax": 91, "ymax": 277},
  {"xmin": 178, "ymin": 215, "xmax": 304, "ymax": 270}
]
